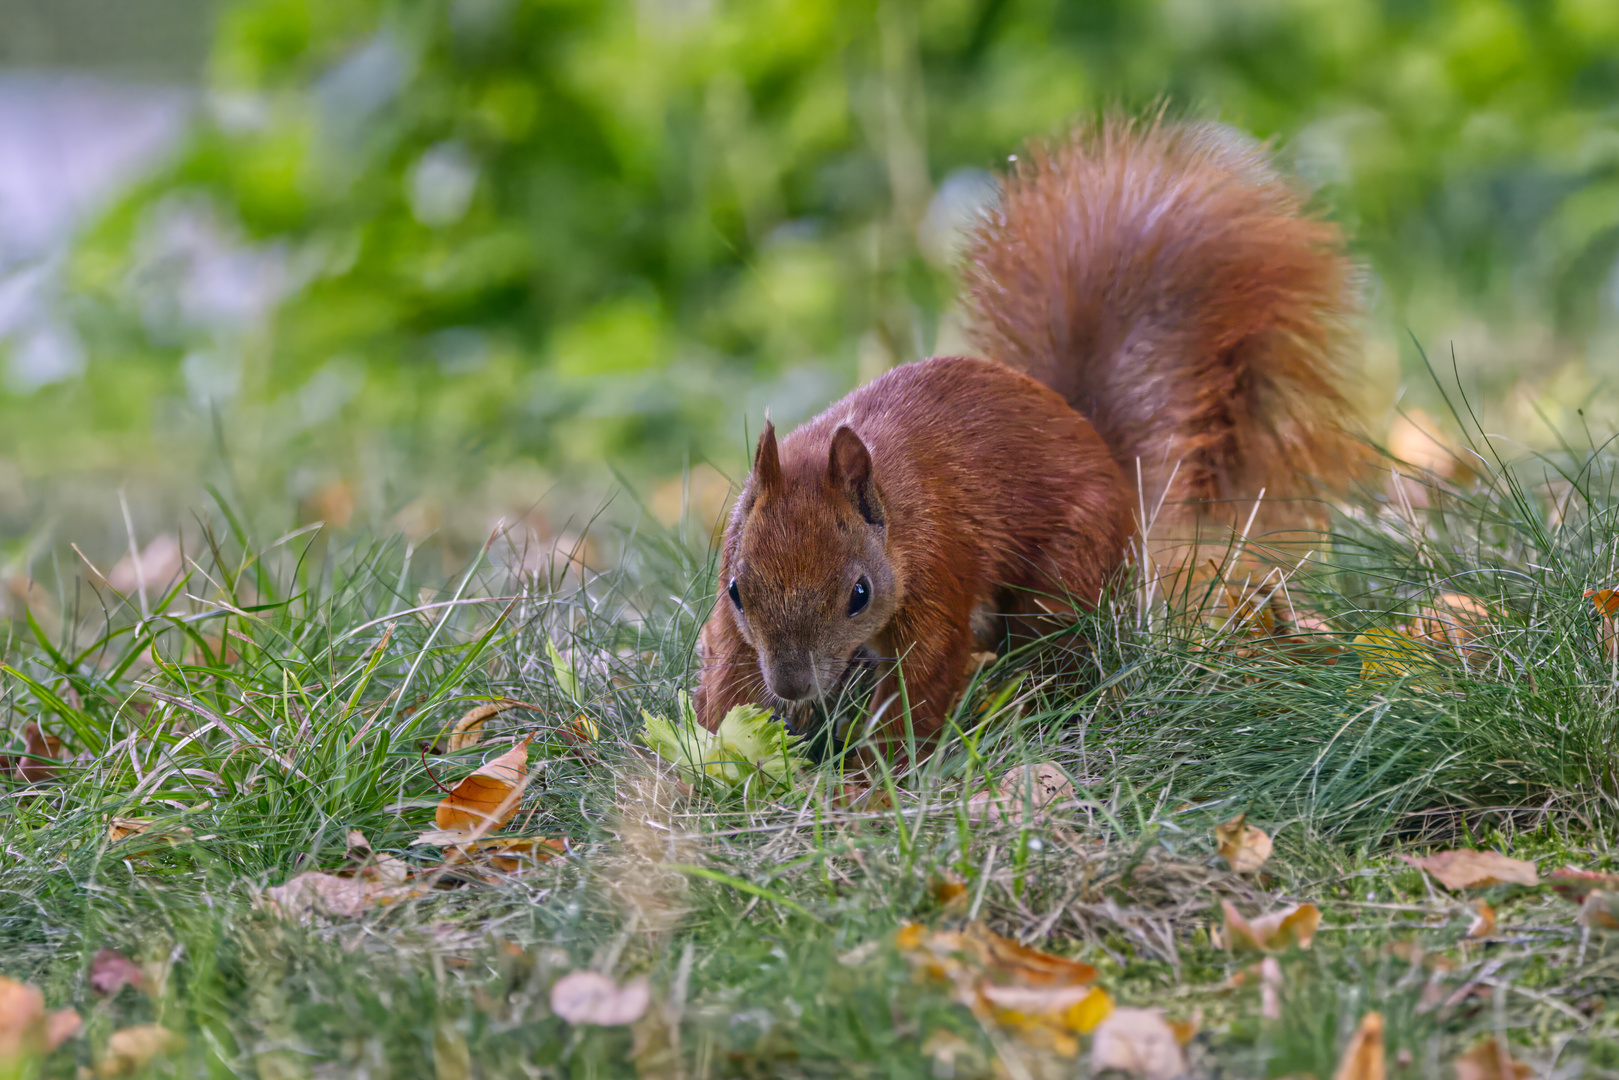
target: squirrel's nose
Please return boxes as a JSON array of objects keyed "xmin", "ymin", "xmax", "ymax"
[{"xmin": 762, "ymin": 657, "xmax": 818, "ymax": 702}]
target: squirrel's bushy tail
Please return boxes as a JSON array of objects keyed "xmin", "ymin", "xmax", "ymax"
[{"xmin": 963, "ymin": 115, "xmax": 1364, "ymax": 556}]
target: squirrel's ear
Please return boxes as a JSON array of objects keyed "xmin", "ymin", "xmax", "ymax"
[
  {"xmin": 752, "ymin": 421, "xmax": 783, "ymax": 494},
  {"xmin": 829, "ymin": 425, "xmax": 883, "ymax": 526}
]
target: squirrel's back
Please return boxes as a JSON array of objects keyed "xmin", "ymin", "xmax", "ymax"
[{"xmin": 962, "ymin": 116, "xmax": 1364, "ymax": 553}]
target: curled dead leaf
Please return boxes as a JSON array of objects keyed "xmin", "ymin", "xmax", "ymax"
[
  {"xmin": 1397, "ymin": 849, "xmax": 1539, "ymax": 890},
  {"xmin": 965, "ymin": 762, "xmax": 1074, "ymax": 826},
  {"xmin": 549, "ymin": 971, "xmax": 650, "ymax": 1026},
  {"xmin": 0, "ymin": 975, "xmax": 80, "ymax": 1063},
  {"xmin": 445, "ymin": 702, "xmax": 511, "ymax": 752},
  {"xmin": 1221, "ymin": 899, "xmax": 1319, "ymax": 954},
  {"xmin": 896, "ymin": 919, "xmax": 1105, "ymax": 1056},
  {"xmin": 345, "ymin": 829, "xmax": 410, "ymax": 885},
  {"xmin": 97, "ymin": 1024, "xmax": 180, "ymax": 1078},
  {"xmin": 1215, "ymin": 813, "xmax": 1273, "ymax": 873},
  {"xmin": 442, "ymin": 836, "xmax": 568, "ymax": 875},
  {"xmin": 1550, "ymin": 866, "xmax": 1619, "ymax": 902},
  {"xmin": 1090, "ymin": 1007, "xmax": 1188, "ymax": 1080},
  {"xmin": 1466, "ymin": 900, "xmax": 1496, "ymax": 939},
  {"xmin": 264, "ymin": 871, "xmax": 426, "ymax": 919},
  {"xmin": 1331, "ymin": 1011, "xmax": 1384, "ymax": 1080},
  {"xmin": 1454, "ymin": 1035, "xmax": 1533, "ymax": 1080},
  {"xmin": 435, "ymin": 738, "xmax": 531, "ymax": 833},
  {"xmin": 89, "ymin": 949, "xmax": 146, "ymax": 997}
]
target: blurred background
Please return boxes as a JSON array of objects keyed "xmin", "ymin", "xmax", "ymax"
[{"xmin": 2, "ymin": 0, "xmax": 1619, "ymax": 586}]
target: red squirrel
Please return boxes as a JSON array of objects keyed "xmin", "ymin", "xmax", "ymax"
[{"xmin": 694, "ymin": 117, "xmax": 1365, "ymax": 751}]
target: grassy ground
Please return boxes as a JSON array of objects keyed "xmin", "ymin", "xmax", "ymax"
[{"xmin": 5, "ymin": 432, "xmax": 1619, "ymax": 1079}]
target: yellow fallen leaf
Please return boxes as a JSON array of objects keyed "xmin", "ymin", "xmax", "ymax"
[
  {"xmin": 1221, "ymin": 900, "xmax": 1319, "ymax": 954},
  {"xmin": 435, "ymin": 739, "xmax": 531, "ymax": 832},
  {"xmin": 1330, "ymin": 1011, "xmax": 1385, "ymax": 1080},
  {"xmin": 0, "ymin": 975, "xmax": 80, "ymax": 1064},
  {"xmin": 549, "ymin": 971, "xmax": 650, "ymax": 1026},
  {"xmin": 1454, "ymin": 1035, "xmax": 1533, "ymax": 1080},
  {"xmin": 1397, "ymin": 849, "xmax": 1539, "ymax": 890},
  {"xmin": 1090, "ymin": 1007, "xmax": 1188, "ymax": 1080},
  {"xmin": 1215, "ymin": 813, "xmax": 1273, "ymax": 873},
  {"xmin": 1353, "ymin": 629, "xmax": 1428, "ymax": 682},
  {"xmin": 97, "ymin": 1024, "xmax": 180, "ymax": 1078}
]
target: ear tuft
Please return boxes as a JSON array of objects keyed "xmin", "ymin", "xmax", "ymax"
[
  {"xmin": 829, "ymin": 426, "xmax": 883, "ymax": 526},
  {"xmin": 753, "ymin": 421, "xmax": 783, "ymax": 493}
]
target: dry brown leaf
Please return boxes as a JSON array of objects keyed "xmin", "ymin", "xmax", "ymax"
[
  {"xmin": 1397, "ymin": 849, "xmax": 1539, "ymax": 890},
  {"xmin": 345, "ymin": 829, "xmax": 410, "ymax": 885},
  {"xmin": 442, "ymin": 836, "xmax": 568, "ymax": 874},
  {"xmin": 1331, "ymin": 1011, "xmax": 1385, "ymax": 1080},
  {"xmin": 106, "ymin": 818, "xmax": 150, "ymax": 843},
  {"xmin": 1221, "ymin": 900, "xmax": 1320, "ymax": 954},
  {"xmin": 97, "ymin": 1024, "xmax": 180, "ymax": 1077},
  {"xmin": 931, "ymin": 873, "xmax": 969, "ymax": 907},
  {"xmin": 966, "ymin": 762, "xmax": 1074, "ymax": 826},
  {"xmin": 1454, "ymin": 1036, "xmax": 1532, "ymax": 1080},
  {"xmin": 1587, "ymin": 588, "xmax": 1619, "ymax": 617},
  {"xmin": 896, "ymin": 919, "xmax": 1106, "ymax": 1058},
  {"xmin": 264, "ymin": 871, "xmax": 426, "ymax": 919},
  {"xmin": 1548, "ymin": 865, "xmax": 1619, "ymax": 902},
  {"xmin": 445, "ymin": 702, "xmax": 510, "ymax": 752},
  {"xmin": 103, "ymin": 818, "xmax": 193, "ymax": 849},
  {"xmin": 1585, "ymin": 589, "xmax": 1618, "ymax": 661},
  {"xmin": 1411, "ymin": 593, "xmax": 1492, "ymax": 659},
  {"xmin": 965, "ymin": 922, "xmax": 1097, "ymax": 986},
  {"xmin": 1090, "ymin": 1007, "xmax": 1188, "ymax": 1080},
  {"xmin": 1579, "ymin": 890, "xmax": 1619, "ymax": 931},
  {"xmin": 549, "ymin": 971, "xmax": 650, "ymax": 1026},
  {"xmin": 106, "ymin": 534, "xmax": 183, "ymax": 595},
  {"xmin": 89, "ymin": 949, "xmax": 146, "ymax": 997},
  {"xmin": 0, "ymin": 975, "xmax": 80, "ymax": 1064},
  {"xmin": 435, "ymin": 738, "xmax": 531, "ymax": 832},
  {"xmin": 3, "ymin": 721, "xmax": 63, "ymax": 783},
  {"xmin": 1215, "ymin": 813, "xmax": 1273, "ymax": 873},
  {"xmin": 837, "ymin": 784, "xmax": 892, "ymax": 811},
  {"xmin": 1466, "ymin": 900, "xmax": 1496, "ymax": 939}
]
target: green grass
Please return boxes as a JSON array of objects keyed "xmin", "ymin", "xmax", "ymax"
[{"xmin": 6, "ymin": 435, "xmax": 1619, "ymax": 1078}]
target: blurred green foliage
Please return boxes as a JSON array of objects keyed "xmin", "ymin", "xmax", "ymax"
[{"xmin": 13, "ymin": 0, "xmax": 1619, "ymax": 508}]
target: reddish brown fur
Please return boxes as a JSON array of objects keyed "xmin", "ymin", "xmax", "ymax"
[
  {"xmin": 963, "ymin": 116, "xmax": 1364, "ymax": 553},
  {"xmin": 695, "ymin": 116, "xmax": 1363, "ymax": 752},
  {"xmin": 696, "ymin": 357, "xmax": 1131, "ymax": 747}
]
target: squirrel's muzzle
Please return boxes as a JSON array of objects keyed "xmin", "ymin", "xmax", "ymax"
[{"xmin": 761, "ymin": 652, "xmax": 821, "ymax": 703}]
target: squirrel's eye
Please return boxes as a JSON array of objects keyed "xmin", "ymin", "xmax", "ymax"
[
  {"xmin": 728, "ymin": 578, "xmax": 743, "ymax": 612},
  {"xmin": 848, "ymin": 576, "xmax": 871, "ymax": 617}
]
